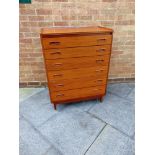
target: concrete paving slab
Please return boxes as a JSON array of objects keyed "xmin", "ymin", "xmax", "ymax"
[
  {"xmin": 38, "ymin": 111, "xmax": 106, "ymax": 155},
  {"xmin": 19, "ymin": 88, "xmax": 45, "ymax": 102},
  {"xmin": 19, "ymin": 83, "xmax": 135, "ymax": 155},
  {"xmin": 85, "ymin": 125, "xmax": 134, "ymax": 155},
  {"xmin": 127, "ymin": 83, "xmax": 135, "ymax": 89},
  {"xmin": 89, "ymin": 93, "xmax": 135, "ymax": 137},
  {"xmin": 61, "ymin": 99, "xmax": 98, "ymax": 112},
  {"xmin": 44, "ymin": 146, "xmax": 63, "ymax": 155},
  {"xmin": 107, "ymin": 83, "xmax": 133, "ymax": 98},
  {"xmin": 126, "ymin": 88, "xmax": 135, "ymax": 102},
  {"xmin": 19, "ymin": 118, "xmax": 50, "ymax": 155},
  {"xmin": 20, "ymin": 101, "xmax": 60, "ymax": 127},
  {"xmin": 20, "ymin": 137, "xmax": 30, "ymax": 155},
  {"xmin": 21, "ymin": 88, "xmax": 50, "ymax": 105},
  {"xmin": 19, "ymin": 89, "xmax": 60, "ymax": 127}
]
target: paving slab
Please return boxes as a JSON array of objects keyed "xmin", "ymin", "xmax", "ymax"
[
  {"xmin": 38, "ymin": 111, "xmax": 106, "ymax": 155},
  {"xmin": 19, "ymin": 88, "xmax": 45, "ymax": 102},
  {"xmin": 44, "ymin": 146, "xmax": 64, "ymax": 155},
  {"xmin": 20, "ymin": 102, "xmax": 59, "ymax": 127},
  {"xmin": 19, "ymin": 83, "xmax": 135, "ymax": 155},
  {"xmin": 19, "ymin": 118, "xmax": 51, "ymax": 155},
  {"xmin": 20, "ymin": 88, "xmax": 97, "ymax": 127},
  {"xmin": 61, "ymin": 99, "xmax": 98, "ymax": 112},
  {"xmin": 20, "ymin": 89, "xmax": 62, "ymax": 127},
  {"xmin": 107, "ymin": 83, "xmax": 133, "ymax": 98},
  {"xmin": 20, "ymin": 137, "xmax": 30, "ymax": 155},
  {"xmin": 126, "ymin": 88, "xmax": 135, "ymax": 102},
  {"xmin": 89, "ymin": 93, "xmax": 135, "ymax": 137},
  {"xmin": 21, "ymin": 88, "xmax": 50, "ymax": 105},
  {"xmin": 86, "ymin": 125, "xmax": 134, "ymax": 155},
  {"xmin": 127, "ymin": 83, "xmax": 135, "ymax": 89}
]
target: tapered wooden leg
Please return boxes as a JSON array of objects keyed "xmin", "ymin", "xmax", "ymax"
[
  {"xmin": 99, "ymin": 96, "xmax": 104, "ymax": 102},
  {"xmin": 54, "ymin": 103, "xmax": 57, "ymax": 110}
]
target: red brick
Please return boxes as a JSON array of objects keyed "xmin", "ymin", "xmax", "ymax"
[
  {"xmin": 20, "ymin": 33, "xmax": 24, "ymax": 38},
  {"xmin": 100, "ymin": 21, "xmax": 114, "ymax": 26},
  {"xmin": 20, "ymin": 27, "xmax": 30, "ymax": 32},
  {"xmin": 115, "ymin": 20, "xmax": 135, "ymax": 25},
  {"xmin": 102, "ymin": 0, "xmax": 117, "ymax": 2},
  {"xmin": 61, "ymin": 3, "xmax": 75, "ymax": 8},
  {"xmin": 52, "ymin": 0, "xmax": 68, "ymax": 2},
  {"xmin": 20, "ymin": 9, "xmax": 35, "ymax": 15},
  {"xmin": 29, "ymin": 16, "xmax": 44, "ymax": 21},
  {"xmin": 20, "ymin": 38, "xmax": 32, "ymax": 44},
  {"xmin": 87, "ymin": 10, "xmax": 98, "ymax": 14},
  {"xmin": 24, "ymin": 32, "xmax": 39, "ymax": 38},
  {"xmin": 19, "ymin": 0, "xmax": 135, "ymax": 84},
  {"xmin": 20, "ymin": 53, "xmax": 30, "ymax": 57},
  {"xmin": 19, "ymin": 4, "xmax": 26, "ymax": 9},
  {"xmin": 38, "ymin": 22, "xmax": 53, "ymax": 27},
  {"xmin": 28, "ymin": 82, "xmax": 40, "ymax": 85},
  {"xmin": 20, "ymin": 16, "xmax": 28, "ymax": 21},
  {"xmin": 20, "ymin": 22, "xmax": 30, "ymax": 27},
  {"xmin": 36, "ymin": 9, "xmax": 52, "ymax": 15},
  {"xmin": 78, "ymin": 16, "xmax": 92, "ymax": 20},
  {"xmin": 34, "ymin": 0, "xmax": 51, "ymax": 2},
  {"xmin": 19, "ymin": 82, "xmax": 28, "ymax": 87},
  {"xmin": 29, "ymin": 53, "xmax": 42, "ymax": 57},
  {"xmin": 54, "ymin": 22, "xmax": 68, "ymax": 26},
  {"xmin": 62, "ymin": 16, "xmax": 77, "ymax": 20}
]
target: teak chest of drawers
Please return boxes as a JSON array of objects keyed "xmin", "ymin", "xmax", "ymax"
[{"xmin": 40, "ymin": 26, "xmax": 113, "ymax": 110}]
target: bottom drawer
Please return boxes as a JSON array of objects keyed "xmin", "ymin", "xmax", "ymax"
[{"xmin": 51, "ymin": 86, "xmax": 106, "ymax": 102}]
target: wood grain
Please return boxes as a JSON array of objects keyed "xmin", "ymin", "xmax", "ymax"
[
  {"xmin": 43, "ymin": 45, "xmax": 111, "ymax": 59},
  {"xmin": 45, "ymin": 55, "xmax": 110, "ymax": 71},
  {"xmin": 47, "ymin": 66, "xmax": 108, "ymax": 80},
  {"xmin": 51, "ymin": 85, "xmax": 106, "ymax": 102},
  {"xmin": 42, "ymin": 35, "xmax": 112, "ymax": 49},
  {"xmin": 41, "ymin": 26, "xmax": 113, "ymax": 36},
  {"xmin": 40, "ymin": 26, "xmax": 113, "ymax": 109},
  {"xmin": 49, "ymin": 76, "xmax": 107, "ymax": 91}
]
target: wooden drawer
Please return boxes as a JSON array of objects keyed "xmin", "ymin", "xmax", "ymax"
[
  {"xmin": 42, "ymin": 35, "xmax": 112, "ymax": 49},
  {"xmin": 50, "ymin": 76, "xmax": 107, "ymax": 91},
  {"xmin": 51, "ymin": 86, "xmax": 106, "ymax": 102},
  {"xmin": 45, "ymin": 55, "xmax": 110, "ymax": 71},
  {"xmin": 47, "ymin": 66, "xmax": 108, "ymax": 80},
  {"xmin": 44, "ymin": 45, "xmax": 111, "ymax": 60}
]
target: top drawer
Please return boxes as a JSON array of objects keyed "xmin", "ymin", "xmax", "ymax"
[{"xmin": 42, "ymin": 35, "xmax": 112, "ymax": 49}]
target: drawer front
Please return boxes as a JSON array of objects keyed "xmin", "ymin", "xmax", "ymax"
[
  {"xmin": 45, "ymin": 55, "xmax": 110, "ymax": 71},
  {"xmin": 47, "ymin": 66, "xmax": 108, "ymax": 80},
  {"xmin": 51, "ymin": 86, "xmax": 106, "ymax": 102},
  {"xmin": 44, "ymin": 45, "xmax": 111, "ymax": 60},
  {"xmin": 42, "ymin": 35, "xmax": 112, "ymax": 49},
  {"xmin": 50, "ymin": 76, "xmax": 107, "ymax": 91}
]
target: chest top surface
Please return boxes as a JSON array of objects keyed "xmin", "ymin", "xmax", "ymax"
[{"xmin": 40, "ymin": 26, "xmax": 113, "ymax": 36}]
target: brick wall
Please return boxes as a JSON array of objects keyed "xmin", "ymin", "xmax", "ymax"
[{"xmin": 19, "ymin": 0, "xmax": 135, "ymax": 87}]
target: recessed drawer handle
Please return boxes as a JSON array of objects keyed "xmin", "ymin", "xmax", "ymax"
[
  {"xmin": 96, "ymin": 69, "xmax": 104, "ymax": 72},
  {"xmin": 97, "ymin": 38, "xmax": 107, "ymax": 42},
  {"xmin": 54, "ymin": 63, "xmax": 62, "ymax": 66},
  {"xmin": 50, "ymin": 51, "xmax": 61, "ymax": 55},
  {"xmin": 97, "ymin": 79, "xmax": 103, "ymax": 82},
  {"xmin": 57, "ymin": 84, "xmax": 64, "ymax": 87},
  {"xmin": 96, "ymin": 59, "xmax": 104, "ymax": 63},
  {"xmin": 56, "ymin": 93, "xmax": 64, "ymax": 97},
  {"xmin": 93, "ymin": 88, "xmax": 101, "ymax": 91},
  {"xmin": 97, "ymin": 48, "xmax": 106, "ymax": 52},
  {"xmin": 53, "ymin": 74, "xmax": 63, "ymax": 77},
  {"xmin": 49, "ymin": 41, "xmax": 60, "ymax": 45}
]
